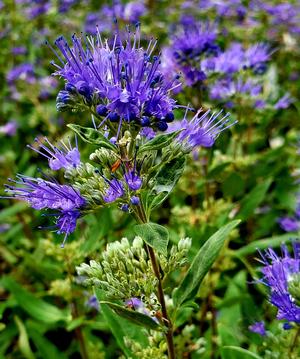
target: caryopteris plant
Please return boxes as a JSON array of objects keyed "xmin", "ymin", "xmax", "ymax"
[{"xmin": 3, "ymin": 25, "xmax": 240, "ymax": 358}]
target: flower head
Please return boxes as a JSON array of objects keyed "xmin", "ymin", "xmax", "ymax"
[
  {"xmin": 4, "ymin": 175, "xmax": 86, "ymax": 245},
  {"xmin": 171, "ymin": 20, "xmax": 219, "ymax": 64},
  {"xmin": 165, "ymin": 19, "xmax": 219, "ymax": 87},
  {"xmin": 257, "ymin": 243, "xmax": 300, "ymax": 324},
  {"xmin": 169, "ymin": 108, "xmax": 236, "ymax": 152},
  {"xmin": 28, "ymin": 137, "xmax": 81, "ymax": 171},
  {"xmin": 51, "ymin": 26, "xmax": 177, "ymax": 133},
  {"xmin": 4, "ymin": 175, "xmax": 85, "ymax": 211}
]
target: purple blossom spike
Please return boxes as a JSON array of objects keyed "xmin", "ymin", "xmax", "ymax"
[
  {"xmin": 249, "ymin": 321, "xmax": 266, "ymax": 336},
  {"xmin": 103, "ymin": 178, "xmax": 124, "ymax": 203},
  {"xmin": 169, "ymin": 108, "xmax": 236, "ymax": 152},
  {"xmin": 51, "ymin": 26, "xmax": 177, "ymax": 134},
  {"xmin": 4, "ymin": 175, "xmax": 85, "ymax": 211},
  {"xmin": 3, "ymin": 175, "xmax": 86, "ymax": 243},
  {"xmin": 28, "ymin": 137, "xmax": 80, "ymax": 170},
  {"xmin": 257, "ymin": 243, "xmax": 300, "ymax": 324}
]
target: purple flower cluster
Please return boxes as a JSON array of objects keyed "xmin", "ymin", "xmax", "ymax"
[
  {"xmin": 168, "ymin": 108, "xmax": 236, "ymax": 152},
  {"xmin": 202, "ymin": 43, "xmax": 271, "ymax": 76},
  {"xmin": 4, "ymin": 175, "xmax": 86, "ymax": 245},
  {"xmin": 28, "ymin": 137, "xmax": 81, "ymax": 171},
  {"xmin": 102, "ymin": 166, "xmax": 142, "ymax": 206},
  {"xmin": 258, "ymin": 243, "xmax": 300, "ymax": 324},
  {"xmin": 164, "ymin": 18, "xmax": 219, "ymax": 86},
  {"xmin": 52, "ymin": 26, "xmax": 177, "ymax": 133},
  {"xmin": 163, "ymin": 15, "xmax": 272, "ymax": 108}
]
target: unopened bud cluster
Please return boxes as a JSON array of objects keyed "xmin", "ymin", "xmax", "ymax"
[
  {"xmin": 76, "ymin": 237, "xmax": 158, "ymax": 304},
  {"xmin": 123, "ymin": 331, "xmax": 168, "ymax": 359},
  {"xmin": 159, "ymin": 237, "xmax": 192, "ymax": 274}
]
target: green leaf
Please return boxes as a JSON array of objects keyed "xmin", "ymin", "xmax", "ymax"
[
  {"xmin": 173, "ymin": 220, "xmax": 240, "ymax": 309},
  {"xmin": 221, "ymin": 346, "xmax": 262, "ymax": 359},
  {"xmin": 100, "ymin": 301, "xmax": 161, "ymax": 331},
  {"xmin": 138, "ymin": 130, "xmax": 181, "ymax": 153},
  {"xmin": 95, "ymin": 289, "xmax": 148, "ymax": 358},
  {"xmin": 134, "ymin": 222, "xmax": 169, "ymax": 256},
  {"xmin": 237, "ymin": 179, "xmax": 272, "ymax": 220},
  {"xmin": 67, "ymin": 124, "xmax": 116, "ymax": 151},
  {"xmin": 149, "ymin": 156, "xmax": 186, "ymax": 210},
  {"xmin": 234, "ymin": 233, "xmax": 292, "ymax": 257},
  {"xmin": 1, "ymin": 277, "xmax": 70, "ymax": 324},
  {"xmin": 14, "ymin": 316, "xmax": 35, "ymax": 359}
]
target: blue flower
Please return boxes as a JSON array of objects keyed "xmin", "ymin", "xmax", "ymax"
[
  {"xmin": 51, "ymin": 26, "xmax": 177, "ymax": 133},
  {"xmin": 257, "ymin": 243, "xmax": 300, "ymax": 324},
  {"xmin": 4, "ymin": 175, "xmax": 86, "ymax": 244},
  {"xmin": 103, "ymin": 178, "xmax": 124, "ymax": 203},
  {"xmin": 124, "ymin": 170, "xmax": 142, "ymax": 191},
  {"xmin": 169, "ymin": 109, "xmax": 236, "ymax": 152},
  {"xmin": 28, "ymin": 137, "xmax": 81, "ymax": 171}
]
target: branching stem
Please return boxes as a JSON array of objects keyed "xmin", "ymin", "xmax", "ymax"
[{"xmin": 136, "ymin": 202, "xmax": 176, "ymax": 359}]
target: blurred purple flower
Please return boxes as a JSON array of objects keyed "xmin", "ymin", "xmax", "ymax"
[
  {"xmin": 0, "ymin": 121, "xmax": 18, "ymax": 136},
  {"xmin": 6, "ymin": 63, "xmax": 35, "ymax": 84},
  {"xmin": 274, "ymin": 94, "xmax": 293, "ymax": 110},
  {"xmin": 210, "ymin": 77, "xmax": 262, "ymax": 102},
  {"xmin": 85, "ymin": 295, "xmax": 99, "ymax": 311},
  {"xmin": 249, "ymin": 321, "xmax": 266, "ymax": 336},
  {"xmin": 11, "ymin": 46, "xmax": 27, "ymax": 56},
  {"xmin": 278, "ymin": 217, "xmax": 299, "ymax": 232}
]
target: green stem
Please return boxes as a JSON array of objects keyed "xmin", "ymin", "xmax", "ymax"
[
  {"xmin": 289, "ymin": 326, "xmax": 300, "ymax": 357},
  {"xmin": 136, "ymin": 203, "xmax": 176, "ymax": 359}
]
